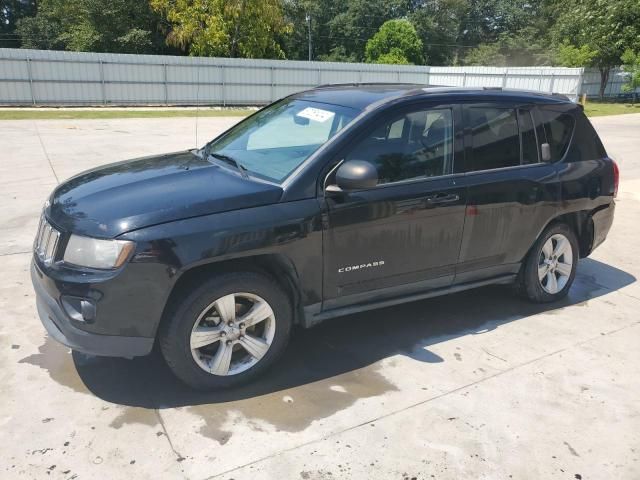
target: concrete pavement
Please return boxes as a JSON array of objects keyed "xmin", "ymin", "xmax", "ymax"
[{"xmin": 1, "ymin": 113, "xmax": 639, "ymax": 480}]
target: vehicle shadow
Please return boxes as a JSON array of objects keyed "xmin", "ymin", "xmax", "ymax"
[{"xmin": 74, "ymin": 258, "xmax": 635, "ymax": 409}]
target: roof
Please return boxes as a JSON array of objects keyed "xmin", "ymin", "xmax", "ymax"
[{"xmin": 292, "ymin": 83, "xmax": 571, "ymax": 111}]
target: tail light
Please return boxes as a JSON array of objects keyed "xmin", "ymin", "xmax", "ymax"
[{"xmin": 612, "ymin": 159, "xmax": 619, "ymax": 198}]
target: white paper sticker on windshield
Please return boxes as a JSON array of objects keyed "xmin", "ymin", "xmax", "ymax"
[{"xmin": 296, "ymin": 107, "xmax": 335, "ymax": 123}]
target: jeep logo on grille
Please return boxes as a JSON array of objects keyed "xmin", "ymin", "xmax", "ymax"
[{"xmin": 338, "ymin": 260, "xmax": 385, "ymax": 273}]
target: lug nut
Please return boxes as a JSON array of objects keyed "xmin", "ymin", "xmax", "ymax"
[
  {"xmin": 228, "ymin": 321, "xmax": 234, "ymax": 327},
  {"xmin": 239, "ymin": 323, "xmax": 245, "ymax": 329},
  {"xmin": 226, "ymin": 340, "xmax": 232, "ymax": 346},
  {"xmin": 220, "ymin": 331, "xmax": 226, "ymax": 337}
]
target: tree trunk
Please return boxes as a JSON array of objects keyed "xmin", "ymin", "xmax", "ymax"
[
  {"xmin": 598, "ymin": 67, "xmax": 610, "ymax": 99},
  {"xmin": 229, "ymin": 0, "xmax": 247, "ymax": 58}
]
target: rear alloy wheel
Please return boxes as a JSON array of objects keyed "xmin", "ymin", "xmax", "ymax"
[
  {"xmin": 537, "ymin": 234, "xmax": 574, "ymax": 295},
  {"xmin": 519, "ymin": 223, "xmax": 578, "ymax": 303},
  {"xmin": 160, "ymin": 271, "xmax": 291, "ymax": 390}
]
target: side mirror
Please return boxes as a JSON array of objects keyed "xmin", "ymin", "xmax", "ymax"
[
  {"xmin": 541, "ymin": 143, "xmax": 552, "ymax": 162},
  {"xmin": 331, "ymin": 160, "xmax": 378, "ymax": 192}
]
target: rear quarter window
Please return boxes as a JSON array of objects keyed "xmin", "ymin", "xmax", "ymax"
[
  {"xmin": 570, "ymin": 110, "xmax": 607, "ymax": 161},
  {"xmin": 540, "ymin": 108, "xmax": 574, "ymax": 161},
  {"xmin": 539, "ymin": 105, "xmax": 607, "ymax": 162}
]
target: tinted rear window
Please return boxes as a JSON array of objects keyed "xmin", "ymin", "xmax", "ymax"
[{"xmin": 468, "ymin": 107, "xmax": 520, "ymax": 171}]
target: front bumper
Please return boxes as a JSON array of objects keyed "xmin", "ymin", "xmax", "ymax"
[{"xmin": 31, "ymin": 260, "xmax": 154, "ymax": 358}]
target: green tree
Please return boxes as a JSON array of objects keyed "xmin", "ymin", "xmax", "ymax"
[
  {"xmin": 150, "ymin": 0, "xmax": 291, "ymax": 58},
  {"xmin": 281, "ymin": 0, "xmax": 346, "ymax": 61},
  {"xmin": 463, "ymin": 27, "xmax": 554, "ymax": 67},
  {"xmin": 553, "ymin": 0, "xmax": 640, "ymax": 97},
  {"xmin": 1, "ymin": 0, "xmax": 36, "ymax": 47},
  {"xmin": 621, "ymin": 49, "xmax": 640, "ymax": 103},
  {"xmin": 554, "ymin": 43, "xmax": 597, "ymax": 68},
  {"xmin": 409, "ymin": 0, "xmax": 466, "ymax": 66},
  {"xmin": 17, "ymin": 0, "xmax": 169, "ymax": 53},
  {"xmin": 462, "ymin": 43, "xmax": 506, "ymax": 66},
  {"xmin": 375, "ymin": 48, "xmax": 412, "ymax": 65},
  {"xmin": 365, "ymin": 19, "xmax": 423, "ymax": 65},
  {"xmin": 326, "ymin": 0, "xmax": 411, "ymax": 62}
]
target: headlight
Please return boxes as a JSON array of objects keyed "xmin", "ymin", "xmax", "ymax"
[{"xmin": 63, "ymin": 235, "xmax": 135, "ymax": 269}]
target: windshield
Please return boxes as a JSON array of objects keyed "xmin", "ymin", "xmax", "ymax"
[{"xmin": 204, "ymin": 99, "xmax": 359, "ymax": 182}]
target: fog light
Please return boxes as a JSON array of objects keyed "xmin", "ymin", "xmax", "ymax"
[{"xmin": 61, "ymin": 296, "xmax": 96, "ymax": 323}]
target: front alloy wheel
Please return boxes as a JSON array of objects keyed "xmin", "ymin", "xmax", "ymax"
[
  {"xmin": 160, "ymin": 271, "xmax": 292, "ymax": 390},
  {"xmin": 190, "ymin": 293, "xmax": 276, "ymax": 376}
]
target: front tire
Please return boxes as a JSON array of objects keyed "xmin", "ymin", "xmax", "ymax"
[
  {"xmin": 518, "ymin": 223, "xmax": 579, "ymax": 303},
  {"xmin": 159, "ymin": 271, "xmax": 292, "ymax": 390}
]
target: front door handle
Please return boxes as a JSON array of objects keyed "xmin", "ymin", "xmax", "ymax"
[{"xmin": 426, "ymin": 193, "xmax": 460, "ymax": 205}]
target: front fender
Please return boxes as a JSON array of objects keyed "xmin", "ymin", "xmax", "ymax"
[{"xmin": 119, "ymin": 199, "xmax": 324, "ymax": 334}]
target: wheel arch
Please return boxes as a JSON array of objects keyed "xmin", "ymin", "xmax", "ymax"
[
  {"xmin": 158, "ymin": 253, "xmax": 304, "ymax": 337},
  {"xmin": 531, "ymin": 210, "xmax": 595, "ymax": 261}
]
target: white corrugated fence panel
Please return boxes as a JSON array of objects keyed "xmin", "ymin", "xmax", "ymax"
[{"xmin": 0, "ymin": 48, "xmax": 625, "ymax": 106}]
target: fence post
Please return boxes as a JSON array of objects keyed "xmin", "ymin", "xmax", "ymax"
[
  {"xmin": 26, "ymin": 58, "xmax": 35, "ymax": 105},
  {"xmin": 99, "ymin": 60, "xmax": 106, "ymax": 105},
  {"xmin": 163, "ymin": 63, "xmax": 168, "ymax": 106},
  {"xmin": 605, "ymin": 69, "xmax": 612, "ymax": 97},
  {"xmin": 577, "ymin": 68, "xmax": 585, "ymax": 102},
  {"xmin": 317, "ymin": 68, "xmax": 321, "ymax": 85},
  {"xmin": 270, "ymin": 66, "xmax": 275, "ymax": 101},
  {"xmin": 462, "ymin": 72, "xmax": 467, "ymax": 87},
  {"xmin": 502, "ymin": 70, "xmax": 508, "ymax": 88},
  {"xmin": 220, "ymin": 65, "xmax": 226, "ymax": 107},
  {"xmin": 549, "ymin": 73, "xmax": 555, "ymax": 94}
]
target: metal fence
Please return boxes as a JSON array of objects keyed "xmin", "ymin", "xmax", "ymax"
[{"xmin": 0, "ymin": 48, "xmax": 625, "ymax": 106}]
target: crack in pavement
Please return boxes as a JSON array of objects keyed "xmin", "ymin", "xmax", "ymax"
[
  {"xmin": 33, "ymin": 121, "xmax": 60, "ymax": 184},
  {"xmin": 0, "ymin": 250, "xmax": 31, "ymax": 257},
  {"xmin": 154, "ymin": 409, "xmax": 190, "ymax": 479},
  {"xmin": 203, "ymin": 319, "xmax": 640, "ymax": 480},
  {"xmin": 481, "ymin": 347, "xmax": 508, "ymax": 363}
]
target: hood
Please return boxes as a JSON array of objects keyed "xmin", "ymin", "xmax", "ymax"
[{"xmin": 47, "ymin": 150, "xmax": 283, "ymax": 238}]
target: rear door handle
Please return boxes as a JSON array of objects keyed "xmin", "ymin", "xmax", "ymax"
[{"xmin": 426, "ymin": 193, "xmax": 460, "ymax": 205}]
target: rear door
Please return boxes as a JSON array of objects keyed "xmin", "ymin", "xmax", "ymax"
[
  {"xmin": 321, "ymin": 102, "xmax": 467, "ymax": 310},
  {"xmin": 456, "ymin": 102, "xmax": 560, "ymax": 283}
]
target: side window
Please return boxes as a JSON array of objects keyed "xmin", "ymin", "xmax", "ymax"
[
  {"xmin": 387, "ymin": 118, "xmax": 405, "ymax": 139},
  {"xmin": 570, "ymin": 110, "xmax": 607, "ymax": 161},
  {"xmin": 345, "ymin": 107, "xmax": 454, "ymax": 185},
  {"xmin": 540, "ymin": 108, "xmax": 574, "ymax": 160},
  {"xmin": 519, "ymin": 109, "xmax": 539, "ymax": 165},
  {"xmin": 468, "ymin": 108, "xmax": 520, "ymax": 171}
]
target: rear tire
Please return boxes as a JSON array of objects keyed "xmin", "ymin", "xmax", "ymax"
[
  {"xmin": 518, "ymin": 223, "xmax": 579, "ymax": 303},
  {"xmin": 159, "ymin": 271, "xmax": 292, "ymax": 390}
]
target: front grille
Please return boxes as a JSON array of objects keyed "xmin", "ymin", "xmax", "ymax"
[{"xmin": 34, "ymin": 216, "xmax": 61, "ymax": 265}]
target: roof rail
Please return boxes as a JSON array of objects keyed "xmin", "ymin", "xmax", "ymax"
[{"xmin": 313, "ymin": 82, "xmax": 421, "ymax": 89}]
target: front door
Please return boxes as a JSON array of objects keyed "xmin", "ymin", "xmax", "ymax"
[{"xmin": 322, "ymin": 103, "xmax": 467, "ymax": 310}]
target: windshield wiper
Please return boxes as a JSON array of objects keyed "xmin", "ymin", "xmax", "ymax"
[{"xmin": 207, "ymin": 152, "xmax": 249, "ymax": 179}]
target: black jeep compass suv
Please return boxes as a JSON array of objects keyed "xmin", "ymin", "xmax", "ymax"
[{"xmin": 31, "ymin": 84, "xmax": 617, "ymax": 390}]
